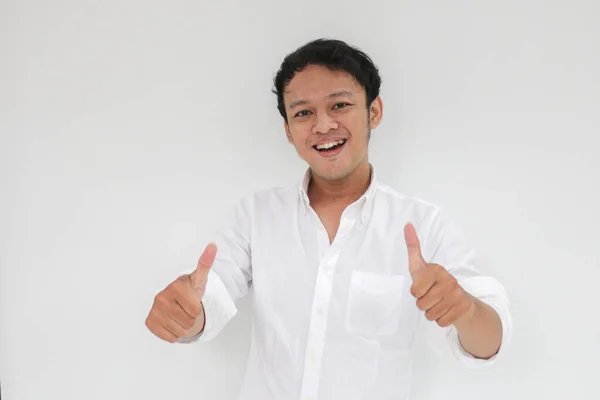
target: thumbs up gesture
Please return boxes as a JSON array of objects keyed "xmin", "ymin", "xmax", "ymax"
[
  {"xmin": 145, "ymin": 243, "xmax": 217, "ymax": 343},
  {"xmin": 404, "ymin": 224, "xmax": 475, "ymax": 327}
]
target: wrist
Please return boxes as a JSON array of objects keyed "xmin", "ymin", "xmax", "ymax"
[{"xmin": 454, "ymin": 292, "xmax": 478, "ymax": 330}]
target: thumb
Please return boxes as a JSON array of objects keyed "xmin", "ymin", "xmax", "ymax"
[
  {"xmin": 404, "ymin": 223, "xmax": 426, "ymax": 278},
  {"xmin": 190, "ymin": 242, "xmax": 218, "ymax": 297}
]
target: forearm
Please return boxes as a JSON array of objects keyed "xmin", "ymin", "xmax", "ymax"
[{"xmin": 454, "ymin": 295, "xmax": 503, "ymax": 359}]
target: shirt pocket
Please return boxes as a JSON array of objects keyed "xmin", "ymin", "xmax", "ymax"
[{"xmin": 344, "ymin": 270, "xmax": 406, "ymax": 337}]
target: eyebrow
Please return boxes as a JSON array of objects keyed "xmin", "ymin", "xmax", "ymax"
[{"xmin": 288, "ymin": 90, "xmax": 355, "ymax": 110}]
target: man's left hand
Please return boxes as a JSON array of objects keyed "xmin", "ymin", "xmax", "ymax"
[{"xmin": 404, "ymin": 223, "xmax": 476, "ymax": 328}]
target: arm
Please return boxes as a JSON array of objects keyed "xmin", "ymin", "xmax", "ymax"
[
  {"xmin": 406, "ymin": 209, "xmax": 512, "ymax": 367},
  {"xmin": 178, "ymin": 196, "xmax": 253, "ymax": 343},
  {"xmin": 454, "ymin": 294, "xmax": 503, "ymax": 359}
]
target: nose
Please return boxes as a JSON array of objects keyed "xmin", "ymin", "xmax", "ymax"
[{"xmin": 312, "ymin": 111, "xmax": 339, "ymax": 135}]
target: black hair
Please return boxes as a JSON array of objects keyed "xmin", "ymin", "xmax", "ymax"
[{"xmin": 272, "ymin": 38, "xmax": 382, "ymax": 122}]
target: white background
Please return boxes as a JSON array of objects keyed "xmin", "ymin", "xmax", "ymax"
[{"xmin": 1, "ymin": 0, "xmax": 599, "ymax": 399}]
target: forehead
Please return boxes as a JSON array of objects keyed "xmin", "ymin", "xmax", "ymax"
[{"xmin": 284, "ymin": 64, "xmax": 365, "ymax": 103}]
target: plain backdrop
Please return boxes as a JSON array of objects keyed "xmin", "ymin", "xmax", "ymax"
[{"xmin": 1, "ymin": 0, "xmax": 599, "ymax": 399}]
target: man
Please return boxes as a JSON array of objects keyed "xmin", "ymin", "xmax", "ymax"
[{"xmin": 145, "ymin": 38, "xmax": 512, "ymax": 400}]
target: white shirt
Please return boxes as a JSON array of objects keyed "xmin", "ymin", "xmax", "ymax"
[{"xmin": 181, "ymin": 166, "xmax": 512, "ymax": 400}]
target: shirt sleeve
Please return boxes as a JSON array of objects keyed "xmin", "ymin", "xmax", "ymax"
[
  {"xmin": 422, "ymin": 207, "xmax": 513, "ymax": 369},
  {"xmin": 178, "ymin": 196, "xmax": 253, "ymax": 344}
]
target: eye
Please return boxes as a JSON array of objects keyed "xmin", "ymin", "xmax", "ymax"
[
  {"xmin": 294, "ymin": 110, "xmax": 311, "ymax": 118},
  {"xmin": 333, "ymin": 102, "xmax": 351, "ymax": 110}
]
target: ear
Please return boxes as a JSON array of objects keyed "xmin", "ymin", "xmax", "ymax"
[
  {"xmin": 368, "ymin": 96, "xmax": 383, "ymax": 129},
  {"xmin": 284, "ymin": 120, "xmax": 294, "ymax": 144}
]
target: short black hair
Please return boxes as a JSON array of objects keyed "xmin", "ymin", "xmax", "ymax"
[{"xmin": 272, "ymin": 38, "xmax": 382, "ymax": 122}]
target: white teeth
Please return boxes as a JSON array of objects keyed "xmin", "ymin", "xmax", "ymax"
[{"xmin": 315, "ymin": 139, "xmax": 346, "ymax": 150}]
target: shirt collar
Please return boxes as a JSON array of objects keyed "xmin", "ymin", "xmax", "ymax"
[{"xmin": 298, "ymin": 164, "xmax": 378, "ymax": 224}]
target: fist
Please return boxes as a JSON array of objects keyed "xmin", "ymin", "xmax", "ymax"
[
  {"xmin": 145, "ymin": 243, "xmax": 217, "ymax": 343},
  {"xmin": 404, "ymin": 223, "xmax": 475, "ymax": 327}
]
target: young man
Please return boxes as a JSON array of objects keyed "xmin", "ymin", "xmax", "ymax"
[{"xmin": 145, "ymin": 39, "xmax": 512, "ymax": 400}]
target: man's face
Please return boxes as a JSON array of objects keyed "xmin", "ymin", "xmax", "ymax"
[{"xmin": 283, "ymin": 64, "xmax": 383, "ymax": 181}]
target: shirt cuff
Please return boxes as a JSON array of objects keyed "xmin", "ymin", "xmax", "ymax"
[
  {"xmin": 177, "ymin": 269, "xmax": 238, "ymax": 344},
  {"xmin": 447, "ymin": 277, "xmax": 513, "ymax": 369}
]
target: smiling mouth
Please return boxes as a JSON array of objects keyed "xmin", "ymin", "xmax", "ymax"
[{"xmin": 313, "ymin": 139, "xmax": 347, "ymax": 152}]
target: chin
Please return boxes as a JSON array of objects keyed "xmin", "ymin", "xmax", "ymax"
[{"xmin": 311, "ymin": 163, "xmax": 353, "ymax": 181}]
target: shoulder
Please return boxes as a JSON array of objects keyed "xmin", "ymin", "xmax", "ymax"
[
  {"xmin": 374, "ymin": 180, "xmax": 444, "ymax": 224},
  {"xmin": 235, "ymin": 182, "xmax": 299, "ymax": 213},
  {"xmin": 374, "ymin": 181, "xmax": 468, "ymax": 257}
]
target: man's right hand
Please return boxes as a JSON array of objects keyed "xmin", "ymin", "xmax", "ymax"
[{"xmin": 145, "ymin": 243, "xmax": 218, "ymax": 343}]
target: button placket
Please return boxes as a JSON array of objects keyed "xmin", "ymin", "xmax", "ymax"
[{"xmin": 299, "ymin": 215, "xmax": 358, "ymax": 400}]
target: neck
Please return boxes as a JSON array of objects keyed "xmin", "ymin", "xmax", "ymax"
[{"xmin": 307, "ymin": 161, "xmax": 372, "ymax": 206}]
